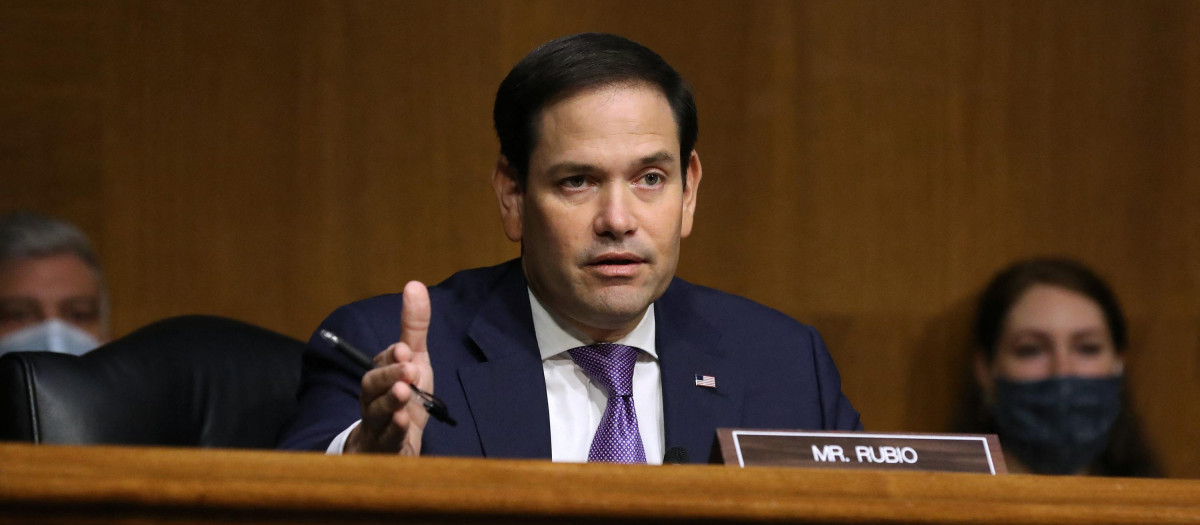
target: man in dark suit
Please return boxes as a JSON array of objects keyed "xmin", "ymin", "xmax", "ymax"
[{"xmin": 277, "ymin": 33, "xmax": 861, "ymax": 462}]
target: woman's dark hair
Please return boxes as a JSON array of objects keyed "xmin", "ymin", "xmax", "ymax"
[
  {"xmin": 493, "ymin": 32, "xmax": 698, "ymax": 187},
  {"xmin": 974, "ymin": 258, "xmax": 1127, "ymax": 358},
  {"xmin": 958, "ymin": 257, "xmax": 1163, "ymax": 477}
]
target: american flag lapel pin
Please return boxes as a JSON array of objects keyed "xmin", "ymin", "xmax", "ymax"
[{"xmin": 694, "ymin": 374, "xmax": 717, "ymax": 388}]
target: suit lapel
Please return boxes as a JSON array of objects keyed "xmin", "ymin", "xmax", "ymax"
[
  {"xmin": 460, "ymin": 263, "xmax": 552, "ymax": 459},
  {"xmin": 656, "ymin": 281, "xmax": 744, "ymax": 462}
]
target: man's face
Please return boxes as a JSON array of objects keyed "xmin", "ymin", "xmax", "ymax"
[
  {"xmin": 494, "ymin": 84, "xmax": 701, "ymax": 341},
  {"xmin": 0, "ymin": 253, "xmax": 107, "ymax": 341}
]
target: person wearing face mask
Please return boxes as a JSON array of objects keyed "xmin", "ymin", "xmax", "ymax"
[
  {"xmin": 0, "ymin": 211, "xmax": 109, "ymax": 357},
  {"xmin": 956, "ymin": 258, "xmax": 1162, "ymax": 476}
]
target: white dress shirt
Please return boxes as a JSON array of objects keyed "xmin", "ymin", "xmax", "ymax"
[{"xmin": 327, "ymin": 288, "xmax": 666, "ymax": 464}]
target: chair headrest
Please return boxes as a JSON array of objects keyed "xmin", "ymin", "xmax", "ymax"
[{"xmin": 0, "ymin": 315, "xmax": 305, "ymax": 448}]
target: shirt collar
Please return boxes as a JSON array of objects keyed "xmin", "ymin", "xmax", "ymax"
[{"xmin": 528, "ymin": 288, "xmax": 657, "ymax": 361}]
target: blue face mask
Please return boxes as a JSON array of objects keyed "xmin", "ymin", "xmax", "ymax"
[
  {"xmin": 993, "ymin": 375, "xmax": 1123, "ymax": 475},
  {"xmin": 0, "ymin": 319, "xmax": 101, "ymax": 357}
]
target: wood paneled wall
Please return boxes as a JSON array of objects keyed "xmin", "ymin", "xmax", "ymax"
[{"xmin": 3, "ymin": 1, "xmax": 1198, "ymax": 476}]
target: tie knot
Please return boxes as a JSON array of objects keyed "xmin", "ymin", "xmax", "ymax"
[{"xmin": 568, "ymin": 343, "xmax": 639, "ymax": 397}]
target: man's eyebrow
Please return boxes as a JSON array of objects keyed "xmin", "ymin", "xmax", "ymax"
[
  {"xmin": 543, "ymin": 152, "xmax": 677, "ymax": 176},
  {"xmin": 0, "ymin": 297, "xmax": 38, "ymax": 309},
  {"xmin": 634, "ymin": 151, "xmax": 675, "ymax": 168},
  {"xmin": 58, "ymin": 296, "xmax": 100, "ymax": 306},
  {"xmin": 545, "ymin": 161, "xmax": 599, "ymax": 175}
]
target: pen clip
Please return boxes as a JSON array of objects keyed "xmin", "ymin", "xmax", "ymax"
[{"xmin": 410, "ymin": 383, "xmax": 457, "ymax": 426}]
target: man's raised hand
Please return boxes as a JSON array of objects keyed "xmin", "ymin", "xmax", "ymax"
[{"xmin": 345, "ymin": 281, "xmax": 433, "ymax": 454}]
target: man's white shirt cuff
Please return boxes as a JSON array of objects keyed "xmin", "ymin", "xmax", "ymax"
[{"xmin": 326, "ymin": 420, "xmax": 360, "ymax": 455}]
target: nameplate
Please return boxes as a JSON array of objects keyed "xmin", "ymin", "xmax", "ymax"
[{"xmin": 716, "ymin": 429, "xmax": 1007, "ymax": 474}]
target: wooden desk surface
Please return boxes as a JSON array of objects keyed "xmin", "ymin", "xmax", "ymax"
[{"xmin": 1, "ymin": 443, "xmax": 1198, "ymax": 524}]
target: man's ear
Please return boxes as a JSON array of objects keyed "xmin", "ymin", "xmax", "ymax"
[
  {"xmin": 680, "ymin": 150, "xmax": 702, "ymax": 238},
  {"xmin": 492, "ymin": 156, "xmax": 523, "ymax": 242}
]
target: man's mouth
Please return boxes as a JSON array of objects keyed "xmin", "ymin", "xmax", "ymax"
[{"xmin": 586, "ymin": 253, "xmax": 646, "ymax": 277}]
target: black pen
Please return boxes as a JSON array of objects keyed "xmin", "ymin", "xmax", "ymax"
[{"xmin": 318, "ymin": 329, "xmax": 456, "ymax": 426}]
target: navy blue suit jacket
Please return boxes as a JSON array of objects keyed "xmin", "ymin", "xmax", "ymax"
[{"xmin": 277, "ymin": 259, "xmax": 861, "ymax": 461}]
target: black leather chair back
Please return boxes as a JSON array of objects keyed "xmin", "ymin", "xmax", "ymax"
[{"xmin": 0, "ymin": 315, "xmax": 304, "ymax": 448}]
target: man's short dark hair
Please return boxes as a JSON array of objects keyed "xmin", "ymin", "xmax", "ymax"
[{"xmin": 493, "ymin": 33, "xmax": 698, "ymax": 186}]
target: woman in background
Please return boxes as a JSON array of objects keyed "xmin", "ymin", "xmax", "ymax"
[{"xmin": 959, "ymin": 258, "xmax": 1162, "ymax": 476}]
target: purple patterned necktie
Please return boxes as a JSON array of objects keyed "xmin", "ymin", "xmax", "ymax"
[{"xmin": 568, "ymin": 342, "xmax": 647, "ymax": 464}]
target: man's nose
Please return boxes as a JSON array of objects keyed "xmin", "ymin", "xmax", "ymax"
[
  {"xmin": 594, "ymin": 186, "xmax": 637, "ymax": 239},
  {"xmin": 39, "ymin": 304, "xmax": 56, "ymax": 324}
]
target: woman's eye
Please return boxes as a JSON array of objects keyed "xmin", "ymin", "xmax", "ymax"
[
  {"xmin": 1076, "ymin": 343, "xmax": 1103, "ymax": 356},
  {"xmin": 1012, "ymin": 344, "xmax": 1043, "ymax": 358}
]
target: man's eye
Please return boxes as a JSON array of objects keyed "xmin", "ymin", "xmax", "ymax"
[
  {"xmin": 0, "ymin": 310, "xmax": 34, "ymax": 325},
  {"xmin": 0, "ymin": 306, "xmax": 39, "ymax": 332},
  {"xmin": 643, "ymin": 172, "xmax": 663, "ymax": 186},
  {"xmin": 65, "ymin": 309, "xmax": 100, "ymax": 325},
  {"xmin": 561, "ymin": 176, "xmax": 587, "ymax": 189},
  {"xmin": 58, "ymin": 299, "xmax": 101, "ymax": 326}
]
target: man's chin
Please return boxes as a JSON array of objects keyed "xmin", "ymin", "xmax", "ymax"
[{"xmin": 583, "ymin": 289, "xmax": 654, "ymax": 322}]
